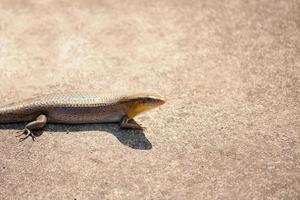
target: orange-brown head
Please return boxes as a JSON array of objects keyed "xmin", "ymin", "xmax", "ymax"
[{"xmin": 120, "ymin": 94, "xmax": 165, "ymax": 119}]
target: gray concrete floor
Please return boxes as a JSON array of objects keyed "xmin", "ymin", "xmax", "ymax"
[{"xmin": 0, "ymin": 0, "xmax": 299, "ymax": 199}]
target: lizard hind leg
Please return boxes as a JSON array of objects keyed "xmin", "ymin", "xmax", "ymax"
[{"xmin": 16, "ymin": 114, "xmax": 47, "ymax": 141}]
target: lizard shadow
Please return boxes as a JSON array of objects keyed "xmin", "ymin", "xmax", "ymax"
[{"xmin": 0, "ymin": 122, "xmax": 152, "ymax": 150}]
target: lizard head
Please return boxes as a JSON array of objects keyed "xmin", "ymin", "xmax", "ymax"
[{"xmin": 122, "ymin": 94, "xmax": 166, "ymax": 119}]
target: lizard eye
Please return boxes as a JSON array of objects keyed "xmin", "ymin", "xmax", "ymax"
[{"xmin": 147, "ymin": 98, "xmax": 155, "ymax": 103}]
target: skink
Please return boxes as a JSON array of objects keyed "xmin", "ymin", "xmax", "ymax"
[{"xmin": 0, "ymin": 93, "xmax": 165, "ymax": 141}]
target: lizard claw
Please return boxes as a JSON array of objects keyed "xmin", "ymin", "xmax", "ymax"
[
  {"xmin": 140, "ymin": 125, "xmax": 146, "ymax": 131},
  {"xmin": 135, "ymin": 122, "xmax": 146, "ymax": 131},
  {"xmin": 15, "ymin": 129, "xmax": 26, "ymax": 137},
  {"xmin": 16, "ymin": 128, "xmax": 35, "ymax": 142}
]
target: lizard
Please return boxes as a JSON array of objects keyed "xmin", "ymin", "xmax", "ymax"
[{"xmin": 0, "ymin": 93, "xmax": 165, "ymax": 141}]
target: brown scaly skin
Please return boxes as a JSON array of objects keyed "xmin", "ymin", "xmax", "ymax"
[{"xmin": 0, "ymin": 93, "xmax": 165, "ymax": 141}]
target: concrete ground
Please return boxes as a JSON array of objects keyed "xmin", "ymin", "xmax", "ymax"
[{"xmin": 0, "ymin": 0, "xmax": 299, "ymax": 199}]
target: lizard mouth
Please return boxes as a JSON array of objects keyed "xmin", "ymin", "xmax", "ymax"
[{"xmin": 157, "ymin": 98, "xmax": 166, "ymax": 105}]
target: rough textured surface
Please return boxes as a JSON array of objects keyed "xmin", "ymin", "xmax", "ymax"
[{"xmin": 0, "ymin": 0, "xmax": 299, "ymax": 199}]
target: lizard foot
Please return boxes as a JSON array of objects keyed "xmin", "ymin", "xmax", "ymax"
[
  {"xmin": 121, "ymin": 121, "xmax": 146, "ymax": 131},
  {"xmin": 16, "ymin": 128, "xmax": 35, "ymax": 142}
]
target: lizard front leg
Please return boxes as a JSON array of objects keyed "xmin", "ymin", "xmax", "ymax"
[
  {"xmin": 16, "ymin": 114, "xmax": 47, "ymax": 141},
  {"xmin": 120, "ymin": 115, "xmax": 144, "ymax": 130}
]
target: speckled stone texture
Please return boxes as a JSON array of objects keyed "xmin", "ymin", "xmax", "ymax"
[{"xmin": 0, "ymin": 0, "xmax": 299, "ymax": 199}]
